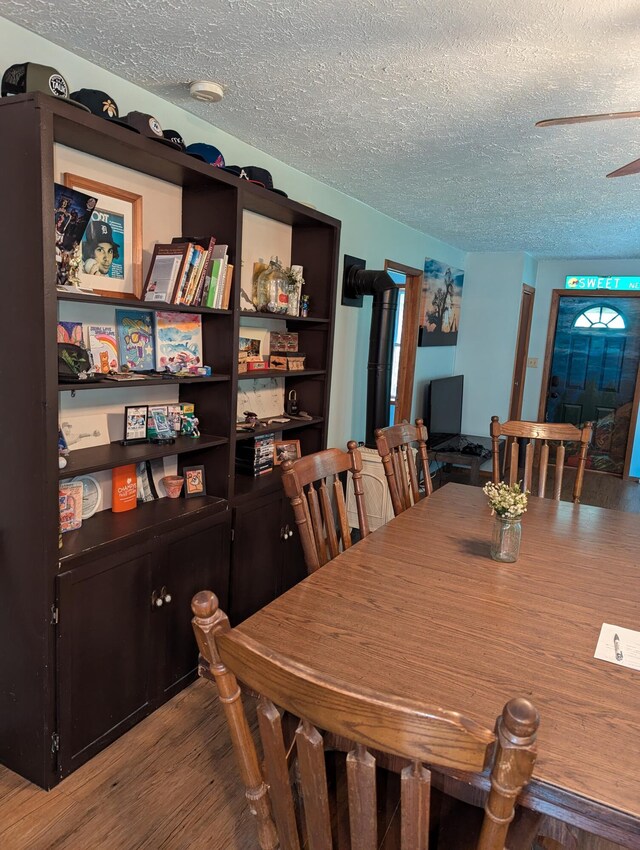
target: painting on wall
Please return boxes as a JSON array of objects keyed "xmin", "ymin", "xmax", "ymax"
[{"xmin": 418, "ymin": 258, "xmax": 464, "ymax": 347}]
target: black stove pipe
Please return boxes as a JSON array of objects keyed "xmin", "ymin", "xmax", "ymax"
[{"xmin": 343, "ymin": 267, "xmax": 398, "ymax": 447}]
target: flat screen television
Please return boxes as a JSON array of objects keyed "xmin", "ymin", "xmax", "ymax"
[{"xmin": 425, "ymin": 375, "xmax": 464, "ymax": 445}]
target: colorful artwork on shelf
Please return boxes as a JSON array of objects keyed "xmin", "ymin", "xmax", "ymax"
[
  {"xmin": 87, "ymin": 323, "xmax": 118, "ymax": 373},
  {"xmin": 115, "ymin": 308, "xmax": 155, "ymax": 371},
  {"xmin": 155, "ymin": 311, "xmax": 203, "ymax": 371},
  {"xmin": 57, "ymin": 321, "xmax": 84, "ymax": 346},
  {"xmin": 418, "ymin": 258, "xmax": 465, "ymax": 347}
]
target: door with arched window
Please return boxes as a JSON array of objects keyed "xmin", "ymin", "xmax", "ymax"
[{"xmin": 543, "ymin": 294, "xmax": 640, "ymax": 475}]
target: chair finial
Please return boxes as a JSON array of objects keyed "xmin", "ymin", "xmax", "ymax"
[
  {"xmin": 502, "ymin": 697, "xmax": 539, "ymax": 740},
  {"xmin": 191, "ymin": 590, "xmax": 219, "ymax": 619}
]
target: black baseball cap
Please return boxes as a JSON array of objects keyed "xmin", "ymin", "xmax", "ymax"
[
  {"xmin": 222, "ymin": 165, "xmax": 287, "ymax": 197},
  {"xmin": 69, "ymin": 89, "xmax": 139, "ymax": 131},
  {"xmin": 84, "ymin": 219, "xmax": 120, "ymax": 258},
  {"xmin": 122, "ymin": 111, "xmax": 177, "ymax": 147},
  {"xmin": 163, "ymin": 129, "xmax": 186, "ymax": 151},
  {"xmin": 2, "ymin": 62, "xmax": 89, "ymax": 112}
]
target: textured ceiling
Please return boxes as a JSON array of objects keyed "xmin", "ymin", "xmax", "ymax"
[{"xmin": 5, "ymin": 0, "xmax": 640, "ymax": 257}]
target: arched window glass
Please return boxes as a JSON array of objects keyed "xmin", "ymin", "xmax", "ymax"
[{"xmin": 573, "ymin": 306, "xmax": 626, "ymax": 330}]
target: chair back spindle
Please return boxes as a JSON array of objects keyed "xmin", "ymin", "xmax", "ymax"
[
  {"xmin": 282, "ymin": 442, "xmax": 370, "ymax": 574},
  {"xmin": 192, "ymin": 591, "xmax": 540, "ymax": 850},
  {"xmin": 490, "ymin": 417, "xmax": 592, "ymax": 503},
  {"xmin": 375, "ymin": 419, "xmax": 432, "ymax": 516}
]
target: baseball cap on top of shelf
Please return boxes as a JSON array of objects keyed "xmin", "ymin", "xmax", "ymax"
[
  {"xmin": 163, "ymin": 129, "xmax": 188, "ymax": 151},
  {"xmin": 222, "ymin": 165, "xmax": 287, "ymax": 197},
  {"xmin": 1, "ymin": 63, "xmax": 90, "ymax": 112},
  {"xmin": 121, "ymin": 111, "xmax": 179, "ymax": 147},
  {"xmin": 69, "ymin": 89, "xmax": 139, "ymax": 131},
  {"xmin": 185, "ymin": 142, "xmax": 225, "ymax": 167}
]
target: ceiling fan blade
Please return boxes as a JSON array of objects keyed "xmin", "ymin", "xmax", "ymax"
[
  {"xmin": 606, "ymin": 157, "xmax": 640, "ymax": 178},
  {"xmin": 536, "ymin": 110, "xmax": 640, "ymax": 128}
]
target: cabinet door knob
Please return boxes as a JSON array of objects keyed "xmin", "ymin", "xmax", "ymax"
[
  {"xmin": 151, "ymin": 589, "xmax": 164, "ymax": 608},
  {"xmin": 163, "ymin": 592, "xmax": 172, "ymax": 604}
]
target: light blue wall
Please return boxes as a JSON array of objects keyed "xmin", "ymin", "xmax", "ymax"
[
  {"xmin": 0, "ymin": 16, "xmax": 466, "ymax": 447},
  {"xmin": 453, "ymin": 252, "xmax": 532, "ymax": 436}
]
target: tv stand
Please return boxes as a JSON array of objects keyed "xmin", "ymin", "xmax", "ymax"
[{"xmin": 428, "ymin": 435, "xmax": 500, "ymax": 486}]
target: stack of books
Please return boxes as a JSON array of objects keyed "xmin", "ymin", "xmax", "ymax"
[
  {"xmin": 142, "ymin": 236, "xmax": 233, "ymax": 308},
  {"xmin": 235, "ymin": 433, "xmax": 275, "ymax": 476}
]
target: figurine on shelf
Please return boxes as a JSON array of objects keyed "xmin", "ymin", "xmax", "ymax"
[
  {"xmin": 300, "ymin": 294, "xmax": 310, "ymax": 318},
  {"xmin": 243, "ymin": 410, "xmax": 259, "ymax": 427}
]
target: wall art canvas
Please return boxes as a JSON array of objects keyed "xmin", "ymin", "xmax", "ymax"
[
  {"xmin": 155, "ymin": 312, "xmax": 203, "ymax": 371},
  {"xmin": 419, "ymin": 258, "xmax": 464, "ymax": 347},
  {"xmin": 59, "ymin": 413, "xmax": 109, "ymax": 451},
  {"xmin": 115, "ymin": 309, "xmax": 155, "ymax": 371}
]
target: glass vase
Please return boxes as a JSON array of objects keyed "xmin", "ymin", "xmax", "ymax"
[{"xmin": 490, "ymin": 515, "xmax": 521, "ymax": 563}]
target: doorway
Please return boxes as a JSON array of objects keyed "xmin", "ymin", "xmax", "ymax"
[
  {"xmin": 538, "ymin": 292, "xmax": 640, "ymax": 476},
  {"xmin": 509, "ymin": 284, "xmax": 535, "ymax": 421},
  {"xmin": 385, "ymin": 260, "xmax": 422, "ymax": 425}
]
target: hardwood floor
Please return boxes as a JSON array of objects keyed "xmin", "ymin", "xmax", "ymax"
[{"xmin": 0, "ymin": 679, "xmax": 256, "ymax": 850}]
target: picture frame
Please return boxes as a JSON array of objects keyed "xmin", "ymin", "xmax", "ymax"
[
  {"xmin": 64, "ymin": 173, "xmax": 143, "ymax": 298},
  {"xmin": 418, "ymin": 258, "xmax": 465, "ymax": 347},
  {"xmin": 183, "ymin": 465, "xmax": 206, "ymax": 498},
  {"xmin": 274, "ymin": 439, "xmax": 301, "ymax": 465},
  {"xmin": 59, "ymin": 413, "xmax": 110, "ymax": 451},
  {"xmin": 149, "ymin": 408, "xmax": 174, "ymax": 444},
  {"xmin": 123, "ymin": 405, "xmax": 149, "ymax": 445}
]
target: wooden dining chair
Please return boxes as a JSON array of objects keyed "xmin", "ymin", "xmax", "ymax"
[
  {"xmin": 374, "ymin": 418, "xmax": 433, "ymax": 516},
  {"xmin": 490, "ymin": 417, "xmax": 593, "ymax": 503},
  {"xmin": 192, "ymin": 590, "xmax": 540, "ymax": 850},
  {"xmin": 281, "ymin": 441, "xmax": 370, "ymax": 574}
]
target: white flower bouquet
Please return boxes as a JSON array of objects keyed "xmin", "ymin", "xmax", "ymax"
[{"xmin": 482, "ymin": 481, "xmax": 528, "ymax": 519}]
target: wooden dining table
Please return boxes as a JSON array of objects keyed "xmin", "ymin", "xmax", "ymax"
[{"xmin": 231, "ymin": 483, "xmax": 640, "ymax": 848}]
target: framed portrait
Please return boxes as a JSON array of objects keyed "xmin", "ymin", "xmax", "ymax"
[
  {"xmin": 274, "ymin": 439, "xmax": 301, "ymax": 465},
  {"xmin": 183, "ymin": 465, "xmax": 206, "ymax": 498},
  {"xmin": 418, "ymin": 258, "xmax": 465, "ymax": 347},
  {"xmin": 123, "ymin": 405, "xmax": 149, "ymax": 444},
  {"xmin": 64, "ymin": 173, "xmax": 143, "ymax": 298}
]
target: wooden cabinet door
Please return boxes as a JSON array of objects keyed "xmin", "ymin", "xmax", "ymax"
[
  {"xmin": 56, "ymin": 545, "xmax": 155, "ymax": 778},
  {"xmin": 230, "ymin": 492, "xmax": 284, "ymax": 624},
  {"xmin": 159, "ymin": 514, "xmax": 231, "ymax": 700},
  {"xmin": 280, "ymin": 497, "xmax": 307, "ymax": 596}
]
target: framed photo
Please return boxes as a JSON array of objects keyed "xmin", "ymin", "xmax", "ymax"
[
  {"xmin": 123, "ymin": 405, "xmax": 149, "ymax": 443},
  {"xmin": 149, "ymin": 408, "xmax": 174, "ymax": 443},
  {"xmin": 64, "ymin": 173, "xmax": 143, "ymax": 298},
  {"xmin": 274, "ymin": 439, "xmax": 301, "ymax": 465},
  {"xmin": 183, "ymin": 465, "xmax": 206, "ymax": 498}
]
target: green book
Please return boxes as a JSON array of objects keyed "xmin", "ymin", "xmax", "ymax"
[{"xmin": 205, "ymin": 258, "xmax": 223, "ymax": 307}]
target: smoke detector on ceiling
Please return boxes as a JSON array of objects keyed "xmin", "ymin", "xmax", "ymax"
[{"xmin": 189, "ymin": 81, "xmax": 224, "ymax": 103}]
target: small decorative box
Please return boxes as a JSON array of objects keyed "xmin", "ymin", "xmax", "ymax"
[
  {"xmin": 287, "ymin": 354, "xmax": 306, "ymax": 371},
  {"xmin": 269, "ymin": 355, "xmax": 288, "ymax": 370},
  {"xmin": 247, "ymin": 360, "xmax": 268, "ymax": 371},
  {"xmin": 238, "ymin": 351, "xmax": 248, "ymax": 373},
  {"xmin": 59, "ymin": 481, "xmax": 84, "ymax": 533},
  {"xmin": 270, "ymin": 331, "xmax": 299, "ymax": 353}
]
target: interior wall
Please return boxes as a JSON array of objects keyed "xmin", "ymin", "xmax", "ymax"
[
  {"xmin": 454, "ymin": 252, "xmax": 531, "ymax": 436},
  {"xmin": 525, "ymin": 258, "xmax": 640, "ymax": 477},
  {"xmin": 0, "ymin": 15, "xmax": 466, "ymax": 448}
]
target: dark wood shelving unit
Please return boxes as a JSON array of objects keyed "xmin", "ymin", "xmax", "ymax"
[
  {"xmin": 0, "ymin": 92, "xmax": 339, "ymax": 789},
  {"xmin": 59, "ymin": 495, "xmax": 228, "ymax": 563},
  {"xmin": 58, "ymin": 374, "xmax": 230, "ymax": 392},
  {"xmin": 235, "ymin": 416, "xmax": 324, "ymax": 441},
  {"xmin": 59, "ymin": 435, "xmax": 228, "ymax": 478},
  {"xmin": 238, "ymin": 310, "xmax": 330, "ymax": 324},
  {"xmin": 238, "ymin": 368, "xmax": 326, "ymax": 381},
  {"xmin": 58, "ymin": 290, "xmax": 233, "ymax": 316}
]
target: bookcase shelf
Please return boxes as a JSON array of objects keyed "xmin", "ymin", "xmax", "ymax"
[
  {"xmin": 57, "ymin": 290, "xmax": 233, "ymax": 316},
  {"xmin": 59, "ymin": 495, "xmax": 228, "ymax": 563},
  {"xmin": 58, "ymin": 374, "xmax": 231, "ymax": 392},
  {"xmin": 0, "ymin": 92, "xmax": 339, "ymax": 789},
  {"xmin": 235, "ymin": 416, "xmax": 324, "ymax": 442},
  {"xmin": 238, "ymin": 310, "xmax": 330, "ymax": 325},
  {"xmin": 238, "ymin": 369, "xmax": 326, "ymax": 381},
  {"xmin": 60, "ymin": 434, "xmax": 228, "ymax": 479}
]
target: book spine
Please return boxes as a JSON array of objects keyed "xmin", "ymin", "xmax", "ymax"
[
  {"xmin": 173, "ymin": 244, "xmax": 194, "ymax": 304},
  {"xmin": 195, "ymin": 237, "xmax": 216, "ymax": 306},
  {"xmin": 214, "ymin": 256, "xmax": 228, "ymax": 309},
  {"xmin": 222, "ymin": 263, "xmax": 234, "ymax": 309},
  {"xmin": 183, "ymin": 247, "xmax": 202, "ymax": 305},
  {"xmin": 191, "ymin": 246, "xmax": 209, "ymax": 305},
  {"xmin": 205, "ymin": 259, "xmax": 222, "ymax": 308}
]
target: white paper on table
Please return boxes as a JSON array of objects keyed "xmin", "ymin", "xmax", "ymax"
[{"xmin": 594, "ymin": 623, "xmax": 640, "ymax": 671}]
